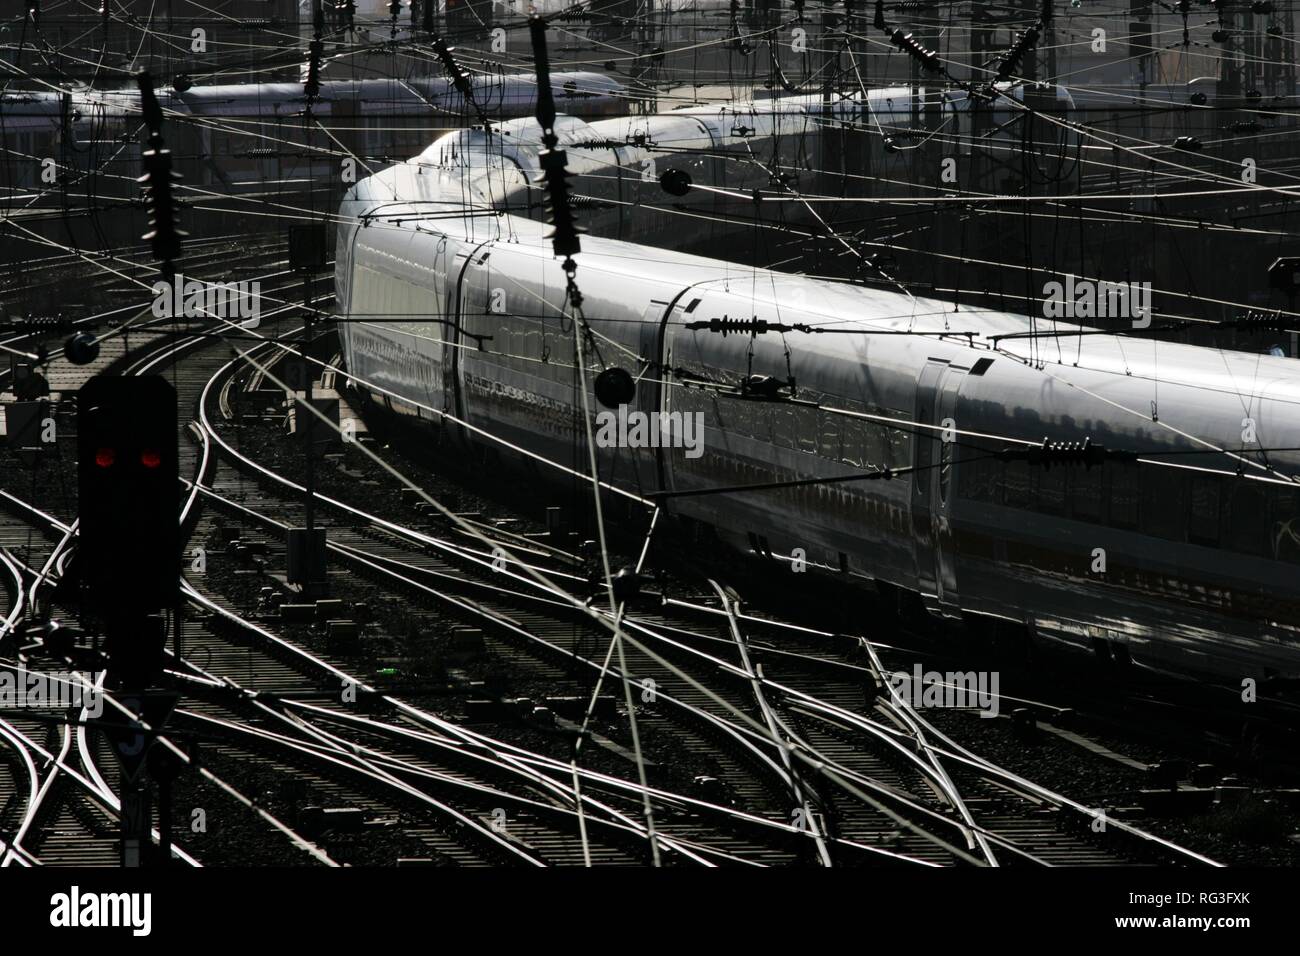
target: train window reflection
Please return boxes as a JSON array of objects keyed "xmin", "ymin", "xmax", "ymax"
[
  {"xmin": 771, "ymin": 401, "xmax": 795, "ymax": 450},
  {"xmin": 1225, "ymin": 481, "xmax": 1268, "ymax": 557},
  {"xmin": 1072, "ymin": 465, "xmax": 1102, "ymax": 521},
  {"xmin": 958, "ymin": 454, "xmax": 999, "ymax": 503},
  {"xmin": 1189, "ymin": 476, "xmax": 1221, "ymax": 546},
  {"xmin": 819, "ymin": 411, "xmax": 841, "ymax": 461},
  {"xmin": 1037, "ymin": 466, "xmax": 1066, "ymax": 516},
  {"xmin": 1273, "ymin": 487, "xmax": 1300, "ymax": 563},
  {"xmin": 1141, "ymin": 470, "xmax": 1186, "ymax": 542},
  {"xmin": 1107, "ymin": 466, "xmax": 1139, "ymax": 529},
  {"xmin": 884, "ymin": 414, "xmax": 910, "ymax": 468},
  {"xmin": 1003, "ymin": 460, "xmax": 1032, "ymax": 509},
  {"xmin": 797, "ymin": 406, "xmax": 819, "ymax": 454},
  {"xmin": 914, "ymin": 429, "xmax": 933, "ymax": 497},
  {"xmin": 840, "ymin": 418, "xmax": 867, "ymax": 467},
  {"xmin": 938, "ymin": 440, "xmax": 953, "ymax": 504}
]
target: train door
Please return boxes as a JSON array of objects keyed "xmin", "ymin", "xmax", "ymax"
[
  {"xmin": 423, "ymin": 235, "xmax": 450, "ymax": 417},
  {"xmin": 444, "ymin": 241, "xmax": 492, "ymax": 443},
  {"xmin": 911, "ymin": 359, "xmax": 963, "ymax": 614},
  {"xmin": 911, "ymin": 361, "xmax": 944, "ymax": 597},
  {"xmin": 932, "ymin": 367, "xmax": 963, "ymax": 611},
  {"xmin": 632, "ymin": 299, "xmax": 671, "ymax": 491}
]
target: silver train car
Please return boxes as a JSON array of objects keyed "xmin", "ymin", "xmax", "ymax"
[
  {"xmin": 336, "ymin": 94, "xmax": 1300, "ymax": 689},
  {"xmin": 0, "ymin": 73, "xmax": 624, "ymax": 201},
  {"xmin": 0, "ymin": 73, "xmax": 626, "ymax": 264},
  {"xmin": 0, "ymin": 91, "xmax": 134, "ymax": 195},
  {"xmin": 395, "ymin": 83, "xmax": 1076, "ymax": 247}
]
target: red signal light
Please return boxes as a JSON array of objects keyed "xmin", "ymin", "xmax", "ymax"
[
  {"xmin": 95, "ymin": 448, "xmax": 115, "ymax": 468},
  {"xmin": 141, "ymin": 449, "xmax": 161, "ymax": 469}
]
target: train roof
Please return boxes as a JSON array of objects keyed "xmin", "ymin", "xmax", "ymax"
[
  {"xmin": 352, "ymin": 87, "xmax": 1298, "ymax": 413},
  {"xmin": 352, "ymin": 174, "xmax": 1300, "ymax": 411},
  {"xmin": 0, "ymin": 93, "xmax": 67, "ymax": 131},
  {"xmin": 52, "ymin": 72, "xmax": 625, "ymax": 121},
  {"xmin": 177, "ymin": 82, "xmax": 329, "ymax": 116}
]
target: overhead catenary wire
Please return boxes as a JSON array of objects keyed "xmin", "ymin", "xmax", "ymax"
[{"xmin": 8, "ymin": 4, "xmax": 1300, "ymax": 873}]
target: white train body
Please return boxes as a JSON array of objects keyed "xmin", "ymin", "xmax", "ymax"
[{"xmin": 336, "ymin": 94, "xmax": 1300, "ymax": 688}]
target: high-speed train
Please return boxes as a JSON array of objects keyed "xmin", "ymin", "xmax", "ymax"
[
  {"xmin": 0, "ymin": 74, "xmax": 624, "ymax": 195},
  {"xmin": 336, "ymin": 91, "xmax": 1300, "ymax": 689},
  {"xmin": 0, "ymin": 72, "xmax": 625, "ymax": 264}
]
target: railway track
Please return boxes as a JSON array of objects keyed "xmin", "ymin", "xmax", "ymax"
[
  {"xmin": 0, "ymin": 247, "xmax": 340, "ymax": 866},
  {"xmin": 175, "ymin": 330, "xmax": 1223, "ymax": 866},
  {"xmin": 0, "ymin": 242, "xmax": 1244, "ymax": 866},
  {"xmin": 1, "ymin": 266, "xmax": 718, "ymax": 866}
]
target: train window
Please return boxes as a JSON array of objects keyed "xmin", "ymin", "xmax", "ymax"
[
  {"xmin": 1140, "ymin": 468, "xmax": 1186, "ymax": 541},
  {"xmin": 838, "ymin": 417, "xmax": 864, "ymax": 467},
  {"xmin": 819, "ymin": 410, "xmax": 841, "ymax": 460},
  {"xmin": 856, "ymin": 419, "xmax": 882, "ymax": 468},
  {"xmin": 389, "ymin": 279, "xmax": 401, "ymax": 324},
  {"xmin": 385, "ymin": 278, "xmax": 400, "ymax": 322},
  {"xmin": 1036, "ymin": 465, "xmax": 1067, "ymax": 516},
  {"xmin": 395, "ymin": 279, "xmax": 410, "ymax": 322},
  {"xmin": 1071, "ymin": 465, "xmax": 1102, "ymax": 522},
  {"xmin": 494, "ymin": 314, "xmax": 511, "ymax": 361},
  {"xmin": 883, "ymin": 411, "xmax": 910, "ymax": 468},
  {"xmin": 1224, "ymin": 480, "xmax": 1269, "ymax": 558},
  {"xmin": 771, "ymin": 400, "xmax": 796, "ymax": 450},
  {"xmin": 1188, "ymin": 475, "xmax": 1221, "ymax": 546},
  {"xmin": 1106, "ymin": 465, "xmax": 1139, "ymax": 529},
  {"xmin": 957, "ymin": 450, "xmax": 978, "ymax": 500},
  {"xmin": 938, "ymin": 438, "xmax": 954, "ymax": 504},
  {"xmin": 750, "ymin": 401, "xmax": 774, "ymax": 444},
  {"xmin": 366, "ymin": 116, "xmax": 387, "ymax": 160},
  {"xmin": 797, "ymin": 407, "xmax": 819, "ymax": 455},
  {"xmin": 375, "ymin": 274, "xmax": 389, "ymax": 322},
  {"xmin": 1272, "ymin": 486, "xmax": 1300, "ymax": 563},
  {"xmin": 519, "ymin": 313, "xmax": 544, "ymax": 365},
  {"xmin": 1003, "ymin": 459, "xmax": 1033, "ymax": 509},
  {"xmin": 914, "ymin": 428, "xmax": 933, "ymax": 498},
  {"xmin": 958, "ymin": 454, "xmax": 999, "ymax": 503},
  {"xmin": 721, "ymin": 400, "xmax": 747, "ymax": 442}
]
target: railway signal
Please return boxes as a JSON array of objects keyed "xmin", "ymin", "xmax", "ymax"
[
  {"xmin": 76, "ymin": 375, "xmax": 178, "ymax": 687},
  {"xmin": 287, "ymin": 223, "xmax": 332, "ymax": 594},
  {"xmin": 136, "ymin": 72, "xmax": 185, "ymax": 277}
]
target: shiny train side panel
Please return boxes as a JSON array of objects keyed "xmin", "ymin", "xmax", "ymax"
[{"xmin": 335, "ymin": 96, "xmax": 1300, "ymax": 689}]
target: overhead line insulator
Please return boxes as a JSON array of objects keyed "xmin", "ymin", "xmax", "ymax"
[
  {"xmin": 998, "ymin": 438, "xmax": 1136, "ymax": 470},
  {"xmin": 304, "ymin": 37, "xmax": 324, "ymax": 101},
  {"xmin": 432, "ymin": 36, "xmax": 488, "ymax": 128},
  {"xmin": 1226, "ymin": 310, "xmax": 1294, "ymax": 334},
  {"xmin": 890, "ymin": 29, "xmax": 942, "ymax": 73},
  {"xmin": 536, "ymin": 149, "xmax": 583, "ymax": 261},
  {"xmin": 995, "ymin": 24, "xmax": 1042, "ymax": 82},
  {"xmin": 529, "ymin": 16, "xmax": 583, "ymax": 267},
  {"xmin": 685, "ymin": 315, "xmax": 814, "ymax": 336},
  {"xmin": 135, "ymin": 71, "xmax": 185, "ymax": 276},
  {"xmin": 335, "ymin": 0, "xmax": 355, "ymax": 30}
]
